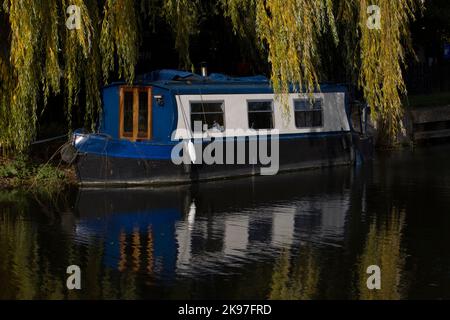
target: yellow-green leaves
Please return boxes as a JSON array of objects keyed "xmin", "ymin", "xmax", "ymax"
[
  {"xmin": 61, "ymin": 0, "xmax": 97, "ymax": 131},
  {"xmin": 41, "ymin": 0, "xmax": 61, "ymax": 104},
  {"xmin": 223, "ymin": 0, "xmax": 337, "ymax": 115},
  {"xmin": 0, "ymin": 0, "xmax": 421, "ymax": 154},
  {"xmin": 221, "ymin": 0, "xmax": 256, "ymax": 35},
  {"xmin": 256, "ymin": 0, "xmax": 334, "ymax": 97},
  {"xmin": 100, "ymin": 0, "xmax": 138, "ymax": 83},
  {"xmin": 223, "ymin": 0, "xmax": 418, "ymax": 143},
  {"xmin": 1, "ymin": 0, "xmax": 139, "ymax": 153},
  {"xmin": 7, "ymin": 0, "xmax": 41, "ymax": 152},
  {"xmin": 357, "ymin": 0, "xmax": 417, "ymax": 143}
]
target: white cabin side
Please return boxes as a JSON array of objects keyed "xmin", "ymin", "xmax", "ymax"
[{"xmin": 173, "ymin": 92, "xmax": 350, "ymax": 139}]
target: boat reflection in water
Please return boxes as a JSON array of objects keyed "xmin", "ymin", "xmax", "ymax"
[{"xmin": 75, "ymin": 167, "xmax": 353, "ymax": 282}]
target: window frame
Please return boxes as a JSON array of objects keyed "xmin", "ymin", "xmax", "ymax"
[
  {"xmin": 119, "ymin": 86, "xmax": 152, "ymax": 141},
  {"xmin": 189, "ymin": 100, "xmax": 226, "ymax": 132},
  {"xmin": 246, "ymin": 99, "xmax": 275, "ymax": 130},
  {"xmin": 293, "ymin": 98, "xmax": 324, "ymax": 129}
]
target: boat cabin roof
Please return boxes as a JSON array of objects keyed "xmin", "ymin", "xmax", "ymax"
[{"xmin": 104, "ymin": 69, "xmax": 348, "ymax": 95}]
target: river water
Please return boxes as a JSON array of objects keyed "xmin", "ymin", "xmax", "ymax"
[{"xmin": 1, "ymin": 145, "xmax": 450, "ymax": 300}]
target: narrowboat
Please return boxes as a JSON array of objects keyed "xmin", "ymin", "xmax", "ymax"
[{"xmin": 64, "ymin": 69, "xmax": 371, "ymax": 186}]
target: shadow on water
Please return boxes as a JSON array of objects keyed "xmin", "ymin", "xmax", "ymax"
[{"xmin": 2, "ymin": 144, "xmax": 450, "ymax": 299}]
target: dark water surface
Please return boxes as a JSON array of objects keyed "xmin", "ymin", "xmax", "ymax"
[{"xmin": 1, "ymin": 145, "xmax": 450, "ymax": 300}]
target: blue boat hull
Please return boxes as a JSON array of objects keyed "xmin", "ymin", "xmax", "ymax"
[{"xmin": 73, "ymin": 132, "xmax": 354, "ymax": 186}]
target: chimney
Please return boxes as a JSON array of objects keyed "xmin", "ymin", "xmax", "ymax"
[{"xmin": 200, "ymin": 62, "xmax": 208, "ymax": 78}]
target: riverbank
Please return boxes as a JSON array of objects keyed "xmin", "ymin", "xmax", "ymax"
[{"xmin": 0, "ymin": 157, "xmax": 77, "ymax": 191}]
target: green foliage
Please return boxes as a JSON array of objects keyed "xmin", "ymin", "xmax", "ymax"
[
  {"xmin": 356, "ymin": 0, "xmax": 419, "ymax": 143},
  {"xmin": 61, "ymin": 0, "xmax": 97, "ymax": 131},
  {"xmin": 0, "ymin": 157, "xmax": 68, "ymax": 192},
  {"xmin": 0, "ymin": 0, "xmax": 138, "ymax": 154},
  {"xmin": 0, "ymin": 157, "xmax": 31, "ymax": 179},
  {"xmin": 32, "ymin": 164, "xmax": 67, "ymax": 194},
  {"xmin": 0, "ymin": 0, "xmax": 423, "ymax": 152},
  {"xmin": 255, "ymin": 0, "xmax": 338, "ymax": 111},
  {"xmin": 100, "ymin": 0, "xmax": 138, "ymax": 83},
  {"xmin": 221, "ymin": 0, "xmax": 256, "ymax": 35},
  {"xmin": 34, "ymin": 164, "xmax": 66, "ymax": 182},
  {"xmin": 223, "ymin": 0, "xmax": 421, "ymax": 142}
]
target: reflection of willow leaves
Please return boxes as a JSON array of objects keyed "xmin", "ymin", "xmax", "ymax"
[
  {"xmin": 0, "ymin": 206, "xmax": 39, "ymax": 299},
  {"xmin": 120, "ymin": 272, "xmax": 138, "ymax": 300},
  {"xmin": 269, "ymin": 248, "xmax": 319, "ymax": 300},
  {"xmin": 84, "ymin": 241, "xmax": 104, "ymax": 299},
  {"xmin": 0, "ymin": 199, "xmax": 82, "ymax": 300},
  {"xmin": 0, "ymin": 192, "xmax": 140, "ymax": 299},
  {"xmin": 0, "ymin": 193, "xmax": 74, "ymax": 299},
  {"xmin": 356, "ymin": 208, "xmax": 406, "ymax": 300},
  {"xmin": 101, "ymin": 269, "xmax": 119, "ymax": 300},
  {"xmin": 13, "ymin": 219, "xmax": 40, "ymax": 300},
  {"xmin": 40, "ymin": 261, "xmax": 65, "ymax": 300}
]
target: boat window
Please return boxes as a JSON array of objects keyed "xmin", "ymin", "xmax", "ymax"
[
  {"xmin": 123, "ymin": 91, "xmax": 134, "ymax": 137},
  {"xmin": 294, "ymin": 99, "xmax": 323, "ymax": 128},
  {"xmin": 138, "ymin": 91, "xmax": 149, "ymax": 138},
  {"xmin": 190, "ymin": 102, "xmax": 225, "ymax": 132},
  {"xmin": 120, "ymin": 87, "xmax": 152, "ymax": 141},
  {"xmin": 248, "ymin": 101, "xmax": 274, "ymax": 130}
]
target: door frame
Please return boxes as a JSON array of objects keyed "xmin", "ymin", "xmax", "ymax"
[{"xmin": 119, "ymin": 86, "xmax": 152, "ymax": 141}]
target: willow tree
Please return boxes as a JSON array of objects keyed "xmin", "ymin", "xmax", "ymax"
[
  {"xmin": 0, "ymin": 0, "xmax": 422, "ymax": 154},
  {"xmin": 222, "ymin": 0, "xmax": 421, "ymax": 143},
  {"xmin": 0, "ymin": 0, "xmax": 139, "ymax": 155},
  {"xmin": 0, "ymin": 0, "xmax": 200, "ymax": 154},
  {"xmin": 358, "ymin": 0, "xmax": 418, "ymax": 143}
]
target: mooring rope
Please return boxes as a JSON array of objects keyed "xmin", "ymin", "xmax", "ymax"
[{"xmin": 31, "ymin": 134, "xmax": 68, "ymax": 145}]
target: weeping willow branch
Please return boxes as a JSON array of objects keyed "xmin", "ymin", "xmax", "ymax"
[
  {"xmin": 100, "ymin": 0, "xmax": 138, "ymax": 83},
  {"xmin": 163, "ymin": 0, "xmax": 199, "ymax": 70},
  {"xmin": 1, "ymin": 0, "xmax": 139, "ymax": 154},
  {"xmin": 6, "ymin": 0, "xmax": 42, "ymax": 152},
  {"xmin": 257, "ymin": 0, "xmax": 335, "ymax": 93},
  {"xmin": 357, "ymin": 0, "xmax": 418, "ymax": 142},
  {"xmin": 223, "ymin": 0, "xmax": 419, "ymax": 143},
  {"xmin": 221, "ymin": 0, "xmax": 256, "ymax": 35},
  {"xmin": 41, "ymin": 0, "xmax": 61, "ymax": 104},
  {"xmin": 83, "ymin": 0, "xmax": 102, "ymax": 130},
  {"xmin": 61, "ymin": 0, "xmax": 96, "ymax": 130},
  {"xmin": 0, "ymin": 0, "xmax": 422, "ymax": 154},
  {"xmin": 223, "ymin": 0, "xmax": 337, "ymax": 115}
]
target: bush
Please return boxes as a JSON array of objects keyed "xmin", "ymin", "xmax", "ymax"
[
  {"xmin": 1, "ymin": 157, "xmax": 70, "ymax": 191},
  {"xmin": 31, "ymin": 164, "xmax": 68, "ymax": 193},
  {"xmin": 34, "ymin": 164, "xmax": 65, "ymax": 181},
  {"xmin": 0, "ymin": 157, "xmax": 32, "ymax": 179}
]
